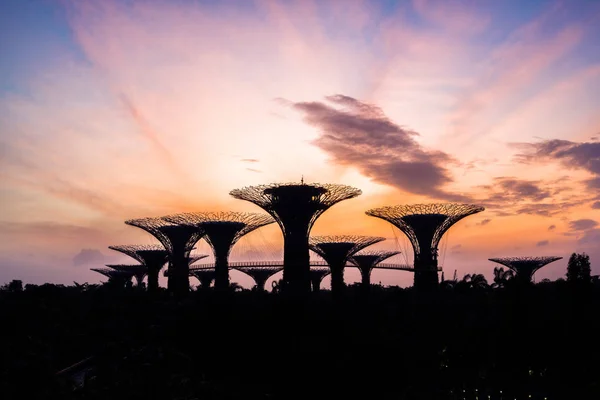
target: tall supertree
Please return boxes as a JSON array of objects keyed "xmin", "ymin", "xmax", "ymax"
[
  {"xmin": 366, "ymin": 204, "xmax": 484, "ymax": 290},
  {"xmin": 309, "ymin": 267, "xmax": 331, "ymax": 292},
  {"xmin": 106, "ymin": 264, "xmax": 147, "ymax": 287},
  {"xmin": 108, "ymin": 245, "xmax": 169, "ymax": 292},
  {"xmin": 489, "ymin": 256, "xmax": 562, "ymax": 284},
  {"xmin": 230, "ymin": 182, "xmax": 362, "ymax": 294},
  {"xmin": 91, "ymin": 267, "xmax": 135, "ymax": 288},
  {"xmin": 162, "ymin": 212, "xmax": 275, "ymax": 290},
  {"xmin": 235, "ymin": 266, "xmax": 283, "ymax": 291},
  {"xmin": 125, "ymin": 218, "xmax": 204, "ymax": 295},
  {"xmin": 310, "ymin": 235, "xmax": 385, "ymax": 294},
  {"xmin": 350, "ymin": 250, "xmax": 400, "ymax": 288}
]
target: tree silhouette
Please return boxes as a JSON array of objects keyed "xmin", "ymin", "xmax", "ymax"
[
  {"xmin": 492, "ymin": 267, "xmax": 514, "ymax": 288},
  {"xmin": 567, "ymin": 252, "xmax": 591, "ymax": 283}
]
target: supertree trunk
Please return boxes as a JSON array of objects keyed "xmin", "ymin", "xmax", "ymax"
[
  {"xmin": 168, "ymin": 247, "xmax": 190, "ymax": 296},
  {"xmin": 360, "ymin": 268, "xmax": 371, "ymax": 287},
  {"xmin": 329, "ymin": 262, "xmax": 346, "ymax": 294},
  {"xmin": 254, "ymin": 275, "xmax": 269, "ymax": 291},
  {"xmin": 283, "ymin": 233, "xmax": 311, "ymax": 293},
  {"xmin": 414, "ymin": 255, "xmax": 439, "ymax": 290},
  {"xmin": 311, "ymin": 277, "xmax": 322, "ymax": 292},
  {"xmin": 214, "ymin": 253, "xmax": 230, "ymax": 291},
  {"xmin": 147, "ymin": 266, "xmax": 160, "ymax": 293}
]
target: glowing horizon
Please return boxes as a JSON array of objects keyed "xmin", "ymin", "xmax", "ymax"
[{"xmin": 1, "ymin": 0, "xmax": 600, "ymax": 288}]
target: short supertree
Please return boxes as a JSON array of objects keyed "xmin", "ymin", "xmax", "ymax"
[
  {"xmin": 350, "ymin": 250, "xmax": 400, "ymax": 288},
  {"xmin": 91, "ymin": 267, "xmax": 135, "ymax": 288},
  {"xmin": 106, "ymin": 264, "xmax": 147, "ymax": 287},
  {"xmin": 366, "ymin": 204, "xmax": 484, "ymax": 290},
  {"xmin": 162, "ymin": 212, "xmax": 275, "ymax": 290},
  {"xmin": 190, "ymin": 268, "xmax": 217, "ymax": 289},
  {"xmin": 235, "ymin": 266, "xmax": 283, "ymax": 291},
  {"xmin": 489, "ymin": 256, "xmax": 563, "ymax": 284},
  {"xmin": 108, "ymin": 245, "xmax": 169, "ymax": 292},
  {"xmin": 230, "ymin": 181, "xmax": 362, "ymax": 294},
  {"xmin": 125, "ymin": 218, "xmax": 204, "ymax": 295},
  {"xmin": 309, "ymin": 267, "xmax": 331, "ymax": 292},
  {"xmin": 310, "ymin": 235, "xmax": 386, "ymax": 294}
]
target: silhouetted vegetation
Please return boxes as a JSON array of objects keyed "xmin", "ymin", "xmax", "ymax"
[
  {"xmin": 567, "ymin": 252, "xmax": 591, "ymax": 284},
  {"xmin": 1, "ymin": 279, "xmax": 599, "ymax": 399}
]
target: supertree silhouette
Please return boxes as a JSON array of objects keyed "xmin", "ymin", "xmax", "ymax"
[
  {"xmin": 190, "ymin": 268, "xmax": 217, "ymax": 289},
  {"xmin": 230, "ymin": 182, "xmax": 362, "ymax": 293},
  {"xmin": 489, "ymin": 256, "xmax": 563, "ymax": 284},
  {"xmin": 106, "ymin": 264, "xmax": 147, "ymax": 287},
  {"xmin": 350, "ymin": 250, "xmax": 400, "ymax": 288},
  {"xmin": 91, "ymin": 267, "xmax": 135, "ymax": 288},
  {"xmin": 366, "ymin": 204, "xmax": 484, "ymax": 289},
  {"xmin": 108, "ymin": 245, "xmax": 169, "ymax": 292},
  {"xmin": 235, "ymin": 266, "xmax": 283, "ymax": 291},
  {"xmin": 309, "ymin": 267, "xmax": 330, "ymax": 292},
  {"xmin": 310, "ymin": 235, "xmax": 385, "ymax": 294},
  {"xmin": 188, "ymin": 254, "xmax": 209, "ymax": 265},
  {"xmin": 125, "ymin": 218, "xmax": 204, "ymax": 295},
  {"xmin": 162, "ymin": 212, "xmax": 274, "ymax": 290}
]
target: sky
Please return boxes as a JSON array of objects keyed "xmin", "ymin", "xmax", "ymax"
[{"xmin": 1, "ymin": 0, "xmax": 600, "ymax": 288}]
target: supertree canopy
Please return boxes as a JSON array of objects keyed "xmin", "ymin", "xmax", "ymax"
[
  {"xmin": 230, "ymin": 181, "xmax": 362, "ymax": 294},
  {"xmin": 310, "ymin": 235, "xmax": 385, "ymax": 293},
  {"xmin": 489, "ymin": 256, "xmax": 563, "ymax": 284},
  {"xmin": 108, "ymin": 244, "xmax": 169, "ymax": 292},
  {"xmin": 188, "ymin": 254, "xmax": 209, "ymax": 265},
  {"xmin": 106, "ymin": 264, "xmax": 147, "ymax": 287},
  {"xmin": 350, "ymin": 250, "xmax": 400, "ymax": 287},
  {"xmin": 235, "ymin": 266, "xmax": 283, "ymax": 291},
  {"xmin": 91, "ymin": 267, "xmax": 135, "ymax": 288},
  {"xmin": 162, "ymin": 212, "xmax": 275, "ymax": 290},
  {"xmin": 309, "ymin": 267, "xmax": 331, "ymax": 292},
  {"xmin": 125, "ymin": 217, "xmax": 204, "ymax": 295},
  {"xmin": 366, "ymin": 203, "xmax": 484, "ymax": 289}
]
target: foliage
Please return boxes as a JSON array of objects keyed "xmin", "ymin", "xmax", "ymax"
[{"xmin": 567, "ymin": 252, "xmax": 591, "ymax": 283}]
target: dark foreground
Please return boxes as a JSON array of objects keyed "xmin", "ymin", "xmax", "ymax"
[{"xmin": 1, "ymin": 281, "xmax": 599, "ymax": 399}]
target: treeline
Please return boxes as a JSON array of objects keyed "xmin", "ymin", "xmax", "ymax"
[{"xmin": 1, "ymin": 267, "xmax": 598, "ymax": 399}]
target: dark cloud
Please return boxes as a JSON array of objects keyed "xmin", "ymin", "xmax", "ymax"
[
  {"xmin": 512, "ymin": 139, "xmax": 600, "ymax": 191},
  {"xmin": 73, "ymin": 249, "xmax": 105, "ymax": 267},
  {"xmin": 592, "ymin": 201, "xmax": 600, "ymax": 209},
  {"xmin": 477, "ymin": 218, "xmax": 492, "ymax": 226},
  {"xmin": 548, "ymin": 225, "xmax": 556, "ymax": 231},
  {"xmin": 241, "ymin": 159, "xmax": 259, "ymax": 163},
  {"xmin": 451, "ymin": 244, "xmax": 462, "ymax": 250},
  {"xmin": 483, "ymin": 177, "xmax": 551, "ymax": 202},
  {"xmin": 577, "ymin": 229, "xmax": 600, "ymax": 246},
  {"xmin": 246, "ymin": 168, "xmax": 262, "ymax": 173},
  {"xmin": 288, "ymin": 94, "xmax": 468, "ymax": 201},
  {"xmin": 569, "ymin": 219, "xmax": 598, "ymax": 231},
  {"xmin": 536, "ymin": 240, "xmax": 549, "ymax": 247}
]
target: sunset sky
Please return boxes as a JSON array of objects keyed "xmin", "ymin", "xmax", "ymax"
[{"xmin": 1, "ymin": 0, "xmax": 600, "ymax": 288}]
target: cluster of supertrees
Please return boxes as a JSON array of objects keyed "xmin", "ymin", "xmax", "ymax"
[{"xmin": 92, "ymin": 181, "xmax": 563, "ymax": 295}]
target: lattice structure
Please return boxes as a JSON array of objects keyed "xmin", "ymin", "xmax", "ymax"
[
  {"xmin": 366, "ymin": 203, "xmax": 484, "ymax": 289},
  {"xmin": 163, "ymin": 212, "xmax": 274, "ymax": 290},
  {"xmin": 235, "ymin": 266, "xmax": 283, "ymax": 291},
  {"xmin": 188, "ymin": 254, "xmax": 209, "ymax": 265},
  {"xmin": 106, "ymin": 264, "xmax": 147, "ymax": 287},
  {"xmin": 309, "ymin": 267, "xmax": 331, "ymax": 292},
  {"xmin": 350, "ymin": 250, "xmax": 400, "ymax": 287},
  {"xmin": 489, "ymin": 256, "xmax": 562, "ymax": 284},
  {"xmin": 230, "ymin": 182, "xmax": 362, "ymax": 293},
  {"xmin": 91, "ymin": 267, "xmax": 135, "ymax": 288},
  {"xmin": 191, "ymin": 269, "xmax": 217, "ymax": 289},
  {"xmin": 108, "ymin": 244, "xmax": 169, "ymax": 292},
  {"xmin": 125, "ymin": 217, "xmax": 204, "ymax": 295},
  {"xmin": 310, "ymin": 235, "xmax": 385, "ymax": 293}
]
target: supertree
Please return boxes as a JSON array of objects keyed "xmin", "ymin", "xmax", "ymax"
[
  {"xmin": 488, "ymin": 256, "xmax": 563, "ymax": 284},
  {"xmin": 309, "ymin": 267, "xmax": 331, "ymax": 292},
  {"xmin": 366, "ymin": 204, "xmax": 484, "ymax": 289},
  {"xmin": 106, "ymin": 264, "xmax": 147, "ymax": 287},
  {"xmin": 309, "ymin": 235, "xmax": 385, "ymax": 294},
  {"xmin": 108, "ymin": 245, "xmax": 169, "ymax": 292},
  {"xmin": 91, "ymin": 267, "xmax": 135, "ymax": 288},
  {"xmin": 235, "ymin": 266, "xmax": 283, "ymax": 291},
  {"xmin": 162, "ymin": 212, "xmax": 275, "ymax": 290},
  {"xmin": 350, "ymin": 250, "xmax": 400, "ymax": 288},
  {"xmin": 230, "ymin": 181, "xmax": 362, "ymax": 294},
  {"xmin": 189, "ymin": 268, "xmax": 217, "ymax": 289},
  {"xmin": 125, "ymin": 217, "xmax": 204, "ymax": 295}
]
